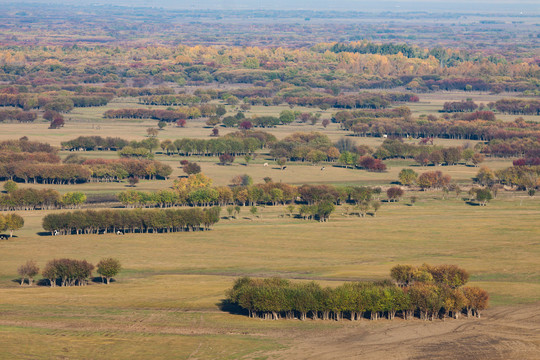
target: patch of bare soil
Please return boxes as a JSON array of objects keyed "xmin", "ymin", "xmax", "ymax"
[{"xmin": 263, "ymin": 304, "xmax": 540, "ymax": 360}]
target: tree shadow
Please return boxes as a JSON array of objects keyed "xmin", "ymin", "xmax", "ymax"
[
  {"xmin": 217, "ymin": 299, "xmax": 248, "ymax": 316},
  {"xmin": 36, "ymin": 278, "xmax": 55, "ymax": 287},
  {"xmin": 91, "ymin": 276, "xmax": 115, "ymax": 284},
  {"xmin": 465, "ymin": 201, "xmax": 481, "ymax": 206},
  {"xmin": 37, "ymin": 232, "xmax": 53, "ymax": 237}
]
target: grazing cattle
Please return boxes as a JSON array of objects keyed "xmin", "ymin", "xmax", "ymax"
[
  {"xmin": 116, "ymin": 231, "xmax": 124, "ymax": 235},
  {"xmin": 0, "ymin": 234, "xmax": 8, "ymax": 240},
  {"xmin": 321, "ymin": 166, "xmax": 325, "ymax": 171},
  {"xmin": 263, "ymin": 163, "xmax": 268, "ymax": 167},
  {"xmin": 53, "ymin": 230, "xmax": 59, "ymax": 236},
  {"xmin": 383, "ymin": 134, "xmax": 388, "ymax": 138},
  {"xmin": 282, "ymin": 166, "xmax": 287, "ymax": 170}
]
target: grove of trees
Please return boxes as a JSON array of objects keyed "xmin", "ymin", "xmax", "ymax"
[
  {"xmin": 226, "ymin": 264, "xmax": 488, "ymax": 321},
  {"xmin": 42, "ymin": 207, "xmax": 221, "ymax": 235}
]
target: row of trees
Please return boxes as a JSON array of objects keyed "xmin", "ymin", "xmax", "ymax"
[
  {"xmin": 0, "ymin": 93, "xmax": 112, "ymax": 111},
  {"xmin": 18, "ymin": 258, "xmax": 121, "ymax": 287},
  {"xmin": 0, "ymin": 109, "xmax": 38, "ymax": 122},
  {"xmin": 478, "ymin": 165, "xmax": 539, "ymax": 191},
  {"xmin": 337, "ymin": 111, "xmax": 540, "ymax": 141},
  {"xmin": 0, "ymin": 138, "xmax": 56, "ymax": 154},
  {"xmin": 120, "ymin": 174, "xmax": 380, "ymax": 210},
  {"xmin": 161, "ymin": 136, "xmax": 267, "ymax": 156},
  {"xmin": 398, "ymin": 169, "xmax": 452, "ymax": 190},
  {"xmin": 0, "ymin": 187, "xmax": 85, "ymax": 211},
  {"xmin": 480, "ymin": 137, "xmax": 540, "ymax": 157},
  {"xmin": 374, "ymin": 139, "xmax": 483, "ymax": 165},
  {"xmin": 42, "ymin": 207, "xmax": 221, "ymax": 235},
  {"xmin": 0, "ymin": 151, "xmax": 60, "ymax": 164},
  {"xmin": 84, "ymin": 159, "xmax": 173, "ymax": 181},
  {"xmin": 491, "ymin": 99, "xmax": 540, "ymax": 115},
  {"xmin": 442, "ymin": 100, "xmax": 479, "ymax": 113},
  {"xmin": 226, "ymin": 264, "xmax": 488, "ymax": 321},
  {"xmin": 0, "ymin": 157, "xmax": 172, "ymax": 184},
  {"xmin": 61, "ymin": 136, "xmax": 129, "ymax": 151},
  {"xmin": 104, "ymin": 108, "xmax": 202, "ymax": 122},
  {"xmin": 284, "ymin": 92, "xmax": 418, "ymax": 109},
  {"xmin": 138, "ymin": 94, "xmax": 202, "ymax": 106}
]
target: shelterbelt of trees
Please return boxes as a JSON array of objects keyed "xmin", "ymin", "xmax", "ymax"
[
  {"xmin": 226, "ymin": 264, "xmax": 488, "ymax": 321},
  {"xmin": 0, "ymin": 187, "xmax": 86, "ymax": 211},
  {"xmin": 118, "ymin": 173, "xmax": 382, "ymax": 208},
  {"xmin": 42, "ymin": 207, "xmax": 221, "ymax": 235},
  {"xmin": 333, "ymin": 107, "xmax": 540, "ymax": 141},
  {"xmin": 0, "ymin": 138, "xmax": 172, "ymax": 184}
]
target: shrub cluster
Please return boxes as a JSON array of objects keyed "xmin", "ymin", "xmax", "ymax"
[
  {"xmin": 226, "ymin": 264, "xmax": 488, "ymax": 321},
  {"xmin": 42, "ymin": 207, "xmax": 221, "ymax": 235}
]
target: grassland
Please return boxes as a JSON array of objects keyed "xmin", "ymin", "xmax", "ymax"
[
  {"xmin": 0, "ymin": 91, "xmax": 539, "ymax": 359},
  {"xmin": 0, "ymin": 194, "xmax": 539, "ymax": 358}
]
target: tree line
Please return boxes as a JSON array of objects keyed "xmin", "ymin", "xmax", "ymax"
[
  {"xmin": 163, "ymin": 136, "xmax": 266, "ymax": 157},
  {"xmin": 226, "ymin": 264, "xmax": 488, "ymax": 321},
  {"xmin": 0, "ymin": 157, "xmax": 172, "ymax": 184},
  {"xmin": 118, "ymin": 175, "xmax": 380, "ymax": 212},
  {"xmin": 480, "ymin": 137, "xmax": 540, "ymax": 157},
  {"xmin": 479, "ymin": 165, "xmax": 539, "ymax": 191},
  {"xmin": 0, "ymin": 187, "xmax": 85, "ymax": 211},
  {"xmin": 104, "ymin": 108, "xmax": 202, "ymax": 122},
  {"xmin": 0, "ymin": 92, "xmax": 112, "ymax": 111},
  {"xmin": 340, "ymin": 114, "xmax": 539, "ymax": 141},
  {"xmin": 0, "ymin": 109, "xmax": 38, "ymax": 123},
  {"xmin": 42, "ymin": 207, "xmax": 221, "ymax": 235},
  {"xmin": 490, "ymin": 99, "xmax": 540, "ymax": 115},
  {"xmin": 61, "ymin": 136, "xmax": 129, "ymax": 151},
  {"xmin": 138, "ymin": 94, "xmax": 202, "ymax": 106}
]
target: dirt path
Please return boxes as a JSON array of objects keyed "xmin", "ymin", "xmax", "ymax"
[{"xmin": 263, "ymin": 304, "xmax": 540, "ymax": 360}]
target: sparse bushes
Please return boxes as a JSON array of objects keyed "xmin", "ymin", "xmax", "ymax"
[
  {"xmin": 386, "ymin": 187, "xmax": 404, "ymax": 202},
  {"xmin": 398, "ymin": 169, "xmax": 418, "ymax": 186},
  {"xmin": 183, "ymin": 162, "xmax": 201, "ymax": 175},
  {"xmin": 417, "ymin": 171, "xmax": 451, "ymax": 190},
  {"xmin": 0, "ymin": 213, "xmax": 24, "ymax": 237},
  {"xmin": 16, "ymin": 257, "xmax": 121, "ymax": 287},
  {"xmin": 96, "ymin": 258, "xmax": 122, "ymax": 284},
  {"xmin": 18, "ymin": 260, "xmax": 39, "ymax": 286}
]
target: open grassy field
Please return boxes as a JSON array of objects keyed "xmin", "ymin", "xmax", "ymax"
[
  {"xmin": 0, "ymin": 194, "xmax": 539, "ymax": 359},
  {"xmin": 1, "ymin": 91, "xmax": 539, "ymax": 359}
]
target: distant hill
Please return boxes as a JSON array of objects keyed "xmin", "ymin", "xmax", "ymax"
[{"xmin": 1, "ymin": 0, "xmax": 539, "ymax": 13}]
